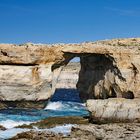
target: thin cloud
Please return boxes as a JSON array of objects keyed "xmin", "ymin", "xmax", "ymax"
[{"xmin": 105, "ymin": 7, "xmax": 140, "ymax": 17}]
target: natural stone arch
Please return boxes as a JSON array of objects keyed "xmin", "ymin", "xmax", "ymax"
[
  {"xmin": 51, "ymin": 52, "xmax": 128, "ymax": 102},
  {"xmin": 0, "ymin": 38, "xmax": 140, "ymax": 109}
]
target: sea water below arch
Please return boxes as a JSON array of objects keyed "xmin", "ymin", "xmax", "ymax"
[{"xmin": 0, "ymin": 89, "xmax": 89, "ymax": 139}]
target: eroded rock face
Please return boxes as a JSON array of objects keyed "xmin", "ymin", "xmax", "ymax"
[
  {"xmin": 76, "ymin": 53, "xmax": 136, "ymax": 101},
  {"xmin": 0, "ymin": 64, "xmax": 54, "ymax": 109},
  {"xmin": 87, "ymin": 98, "xmax": 140, "ymax": 123},
  {"xmin": 77, "ymin": 54, "xmax": 118, "ymax": 101},
  {"xmin": 0, "ymin": 65, "xmax": 53, "ymax": 101},
  {"xmin": 0, "ymin": 38, "xmax": 140, "ymax": 108},
  {"xmin": 56, "ymin": 62, "xmax": 80, "ymax": 89},
  {"xmin": 61, "ymin": 38, "xmax": 140, "ymax": 102}
]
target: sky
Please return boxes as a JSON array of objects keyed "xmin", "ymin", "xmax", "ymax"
[{"xmin": 0, "ymin": 0, "xmax": 140, "ymax": 44}]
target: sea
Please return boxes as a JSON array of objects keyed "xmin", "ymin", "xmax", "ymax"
[{"xmin": 0, "ymin": 89, "xmax": 89, "ymax": 139}]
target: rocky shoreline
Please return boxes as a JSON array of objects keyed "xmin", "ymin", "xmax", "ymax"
[
  {"xmin": 0, "ymin": 115, "xmax": 139, "ymax": 139},
  {"xmin": 15, "ymin": 116, "xmax": 89, "ymax": 129},
  {"xmin": 8, "ymin": 121, "xmax": 140, "ymax": 140}
]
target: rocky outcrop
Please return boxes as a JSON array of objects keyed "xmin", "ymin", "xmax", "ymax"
[
  {"xmin": 0, "ymin": 38, "xmax": 140, "ymax": 108},
  {"xmin": 16, "ymin": 116, "xmax": 89, "ymax": 129},
  {"xmin": 0, "ymin": 64, "xmax": 53, "ymax": 109},
  {"xmin": 0, "ymin": 44, "xmax": 65, "ymax": 109},
  {"xmin": 87, "ymin": 98, "xmax": 140, "ymax": 123},
  {"xmin": 0, "ymin": 125, "xmax": 6, "ymax": 130},
  {"xmin": 76, "ymin": 48, "xmax": 139, "ymax": 101},
  {"xmin": 9, "ymin": 130, "xmax": 63, "ymax": 140},
  {"xmin": 10, "ymin": 123, "xmax": 140, "ymax": 140},
  {"xmin": 63, "ymin": 38, "xmax": 140, "ymax": 101},
  {"xmin": 71, "ymin": 123, "xmax": 140, "ymax": 140}
]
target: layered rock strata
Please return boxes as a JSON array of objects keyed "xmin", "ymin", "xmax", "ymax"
[
  {"xmin": 0, "ymin": 38, "xmax": 140, "ymax": 109},
  {"xmin": 87, "ymin": 98, "xmax": 140, "ymax": 123},
  {"xmin": 56, "ymin": 62, "xmax": 80, "ymax": 89}
]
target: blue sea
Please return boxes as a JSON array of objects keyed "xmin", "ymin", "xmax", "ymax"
[{"xmin": 0, "ymin": 89, "xmax": 89, "ymax": 139}]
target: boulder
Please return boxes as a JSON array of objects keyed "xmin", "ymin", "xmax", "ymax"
[{"xmin": 87, "ymin": 98, "xmax": 140, "ymax": 123}]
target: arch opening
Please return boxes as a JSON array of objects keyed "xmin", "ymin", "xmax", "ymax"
[
  {"xmin": 51, "ymin": 57, "xmax": 81, "ymax": 103},
  {"xmin": 51, "ymin": 52, "xmax": 133, "ymax": 103},
  {"xmin": 47, "ymin": 57, "xmax": 90, "ymax": 116}
]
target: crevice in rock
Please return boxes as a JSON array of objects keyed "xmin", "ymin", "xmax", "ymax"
[
  {"xmin": 110, "ymin": 87, "xmax": 117, "ymax": 98},
  {"xmin": 1, "ymin": 50, "xmax": 9, "ymax": 56},
  {"xmin": 122, "ymin": 91, "xmax": 134, "ymax": 99},
  {"xmin": 131, "ymin": 63, "xmax": 139, "ymax": 77}
]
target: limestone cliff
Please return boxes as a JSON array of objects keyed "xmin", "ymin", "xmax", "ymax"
[
  {"xmin": 56, "ymin": 62, "xmax": 80, "ymax": 89},
  {"xmin": 0, "ymin": 38, "xmax": 140, "ymax": 109}
]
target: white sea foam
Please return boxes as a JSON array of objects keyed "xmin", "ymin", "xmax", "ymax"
[
  {"xmin": 45, "ymin": 101, "xmax": 63, "ymax": 110},
  {"xmin": 0, "ymin": 120, "xmax": 32, "ymax": 129},
  {"xmin": 45, "ymin": 101, "xmax": 86, "ymax": 111},
  {"xmin": 0, "ymin": 128, "xmax": 30, "ymax": 139},
  {"xmin": 0, "ymin": 124, "xmax": 75, "ymax": 139},
  {"xmin": 47, "ymin": 124, "xmax": 76, "ymax": 135}
]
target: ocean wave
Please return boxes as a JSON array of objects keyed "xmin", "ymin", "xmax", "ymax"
[
  {"xmin": 44, "ymin": 101, "xmax": 86, "ymax": 112},
  {"xmin": 45, "ymin": 101, "xmax": 63, "ymax": 110},
  {"xmin": 0, "ymin": 124, "xmax": 75, "ymax": 139},
  {"xmin": 0, "ymin": 128, "xmax": 30, "ymax": 139}
]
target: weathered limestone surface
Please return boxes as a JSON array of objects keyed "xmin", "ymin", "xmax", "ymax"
[
  {"xmin": 0, "ymin": 65, "xmax": 52, "ymax": 101},
  {"xmin": 0, "ymin": 38, "xmax": 140, "ymax": 109},
  {"xmin": 56, "ymin": 62, "xmax": 80, "ymax": 89},
  {"xmin": 87, "ymin": 98, "xmax": 140, "ymax": 123},
  {"xmin": 0, "ymin": 64, "xmax": 54, "ymax": 109},
  {"xmin": 63, "ymin": 38, "xmax": 140, "ymax": 101}
]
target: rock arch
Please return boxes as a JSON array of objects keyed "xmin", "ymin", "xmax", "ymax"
[
  {"xmin": 51, "ymin": 52, "xmax": 126, "ymax": 102},
  {"xmin": 0, "ymin": 38, "xmax": 140, "ymax": 109}
]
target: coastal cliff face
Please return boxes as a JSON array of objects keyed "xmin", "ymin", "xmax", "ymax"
[
  {"xmin": 56, "ymin": 62, "xmax": 80, "ymax": 89},
  {"xmin": 0, "ymin": 44, "xmax": 64, "ymax": 109},
  {"xmin": 0, "ymin": 38, "xmax": 140, "ymax": 109},
  {"xmin": 65, "ymin": 38, "xmax": 140, "ymax": 101}
]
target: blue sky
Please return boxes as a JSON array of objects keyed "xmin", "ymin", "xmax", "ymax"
[{"xmin": 0, "ymin": 0, "xmax": 140, "ymax": 44}]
